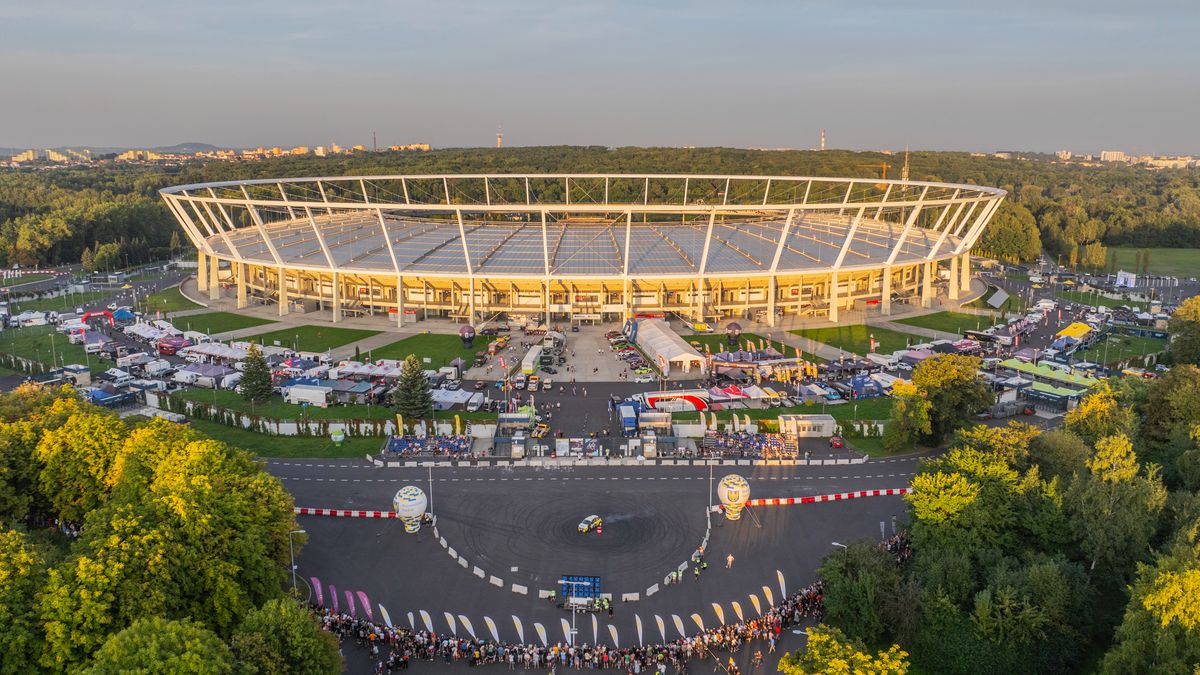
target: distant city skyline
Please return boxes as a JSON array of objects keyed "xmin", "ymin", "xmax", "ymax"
[{"xmin": 2, "ymin": 1, "xmax": 1197, "ymax": 154}]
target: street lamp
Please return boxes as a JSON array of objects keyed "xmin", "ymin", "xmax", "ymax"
[
  {"xmin": 831, "ymin": 542, "xmax": 848, "ymax": 550},
  {"xmin": 288, "ymin": 529, "xmax": 306, "ymax": 595}
]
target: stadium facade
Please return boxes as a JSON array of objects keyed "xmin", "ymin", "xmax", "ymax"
[{"xmin": 160, "ymin": 174, "xmax": 1005, "ymax": 326}]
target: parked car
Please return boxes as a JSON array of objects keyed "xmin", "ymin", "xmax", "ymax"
[{"xmin": 830, "ymin": 436, "xmax": 845, "ymax": 449}]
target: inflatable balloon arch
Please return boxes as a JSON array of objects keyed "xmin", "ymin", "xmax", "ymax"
[{"xmin": 392, "ymin": 486, "xmax": 429, "ymax": 533}]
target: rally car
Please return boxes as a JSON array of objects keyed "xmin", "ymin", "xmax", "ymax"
[{"xmin": 578, "ymin": 515, "xmax": 603, "ymax": 534}]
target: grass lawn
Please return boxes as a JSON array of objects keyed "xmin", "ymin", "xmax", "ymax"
[
  {"xmin": 176, "ymin": 388, "xmax": 498, "ymax": 425},
  {"xmin": 791, "ymin": 324, "xmax": 921, "ymax": 357},
  {"xmin": 1106, "ymin": 247, "xmax": 1200, "ymax": 277},
  {"xmin": 368, "ymin": 333, "xmax": 480, "ymax": 366},
  {"xmin": 0, "ymin": 325, "xmax": 108, "ymax": 373},
  {"xmin": 1057, "ymin": 290, "xmax": 1145, "ymax": 311},
  {"xmin": 178, "ymin": 389, "xmax": 396, "ymax": 420},
  {"xmin": 10, "ymin": 291, "xmax": 108, "ymax": 313},
  {"xmin": 187, "ymin": 419, "xmax": 384, "ymax": 459},
  {"xmin": 846, "ymin": 435, "xmax": 891, "ymax": 457},
  {"xmin": 171, "ymin": 312, "xmax": 276, "ymax": 335},
  {"xmin": 137, "ymin": 286, "xmax": 203, "ymax": 314},
  {"xmin": 243, "ymin": 325, "xmax": 380, "ymax": 353},
  {"xmin": 895, "ymin": 311, "xmax": 997, "ymax": 335},
  {"xmin": 684, "ymin": 333, "xmax": 793, "ymax": 356},
  {"xmin": 0, "ymin": 273, "xmax": 53, "ymax": 287},
  {"xmin": 965, "ymin": 286, "xmax": 1027, "ymax": 313},
  {"xmin": 1073, "ymin": 333, "xmax": 1167, "ymax": 367}
]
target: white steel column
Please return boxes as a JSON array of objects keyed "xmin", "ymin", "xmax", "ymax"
[
  {"xmin": 698, "ymin": 208, "xmax": 717, "ymax": 275},
  {"xmin": 828, "ymin": 272, "xmax": 839, "ymax": 323},
  {"xmin": 881, "ymin": 269, "xmax": 893, "ymax": 316},
  {"xmin": 197, "ymin": 251, "xmax": 208, "ymax": 290},
  {"xmin": 767, "ymin": 277, "xmax": 777, "ymax": 327},
  {"xmin": 278, "ymin": 268, "xmax": 288, "ymax": 316},
  {"xmin": 396, "ymin": 277, "xmax": 404, "ymax": 327},
  {"xmin": 236, "ymin": 263, "xmax": 247, "ymax": 309},
  {"xmin": 921, "ymin": 262, "xmax": 933, "ymax": 308},
  {"xmin": 960, "ymin": 252, "xmax": 972, "ymax": 293},
  {"xmin": 949, "ymin": 256, "xmax": 960, "ymax": 301},
  {"xmin": 208, "ymin": 255, "xmax": 220, "ymax": 300},
  {"xmin": 468, "ymin": 277, "xmax": 476, "ymax": 325},
  {"xmin": 331, "ymin": 272, "xmax": 341, "ymax": 323}
]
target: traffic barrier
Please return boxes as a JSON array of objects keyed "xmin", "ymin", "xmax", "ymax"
[
  {"xmin": 744, "ymin": 488, "xmax": 910, "ymax": 507},
  {"xmin": 294, "ymin": 507, "xmax": 398, "ymax": 518}
]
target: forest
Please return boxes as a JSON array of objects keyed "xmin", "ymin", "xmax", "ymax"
[
  {"xmin": 818, "ymin": 358, "xmax": 1200, "ymax": 674},
  {"xmin": 1, "ymin": 146, "xmax": 1198, "ymax": 269}
]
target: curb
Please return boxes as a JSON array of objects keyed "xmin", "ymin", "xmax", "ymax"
[
  {"xmin": 745, "ymin": 487, "xmax": 910, "ymax": 507},
  {"xmin": 367, "ymin": 455, "xmax": 869, "ymax": 469}
]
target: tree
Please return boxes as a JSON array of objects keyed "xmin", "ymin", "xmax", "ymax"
[
  {"xmin": 777, "ymin": 625, "xmax": 908, "ymax": 675},
  {"xmin": 884, "ymin": 380, "xmax": 931, "ymax": 451},
  {"xmin": 239, "ymin": 344, "xmax": 274, "ymax": 404},
  {"xmin": 35, "ymin": 404, "xmax": 128, "ymax": 522},
  {"xmin": 231, "ymin": 597, "xmax": 343, "ymax": 675},
  {"xmin": 951, "ymin": 422, "xmax": 1040, "ymax": 467},
  {"xmin": 1066, "ymin": 435, "xmax": 1166, "ymax": 580},
  {"xmin": 910, "ymin": 354, "xmax": 992, "ymax": 443},
  {"xmin": 392, "ymin": 354, "xmax": 433, "ymax": 425},
  {"xmin": 1029, "ymin": 429, "xmax": 1090, "ymax": 480},
  {"xmin": 1063, "ymin": 381, "xmax": 1136, "ymax": 446},
  {"xmin": 1101, "ymin": 521, "xmax": 1200, "ymax": 674},
  {"xmin": 817, "ymin": 541, "xmax": 901, "ymax": 645},
  {"xmin": 1167, "ymin": 295, "xmax": 1200, "ymax": 366},
  {"xmin": 81, "ymin": 247, "xmax": 95, "ymax": 273},
  {"xmin": 974, "ymin": 203, "xmax": 1042, "ymax": 262},
  {"xmin": 85, "ymin": 617, "xmax": 232, "ymax": 675},
  {"xmin": 0, "ymin": 527, "xmax": 46, "ymax": 674},
  {"xmin": 169, "ymin": 230, "xmax": 183, "ymax": 254}
]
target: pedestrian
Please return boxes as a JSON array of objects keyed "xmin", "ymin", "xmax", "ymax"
[
  {"xmin": 726, "ymin": 553, "xmax": 735, "ymax": 569},
  {"xmin": 693, "ymin": 566, "xmax": 700, "ymax": 582}
]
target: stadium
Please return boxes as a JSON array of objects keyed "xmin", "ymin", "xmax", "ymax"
[{"xmin": 160, "ymin": 174, "xmax": 1005, "ymax": 326}]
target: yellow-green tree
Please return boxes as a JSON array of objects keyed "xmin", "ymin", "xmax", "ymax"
[
  {"xmin": 777, "ymin": 625, "xmax": 908, "ymax": 675},
  {"xmin": 910, "ymin": 354, "xmax": 992, "ymax": 442},
  {"xmin": 1063, "ymin": 381, "xmax": 1136, "ymax": 446},
  {"xmin": 0, "ymin": 526, "xmax": 46, "ymax": 674},
  {"xmin": 1167, "ymin": 295, "xmax": 1200, "ymax": 366},
  {"xmin": 884, "ymin": 380, "xmax": 931, "ymax": 451}
]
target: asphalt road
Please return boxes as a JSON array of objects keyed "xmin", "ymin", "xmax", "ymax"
[{"xmin": 273, "ymin": 459, "xmax": 918, "ymax": 671}]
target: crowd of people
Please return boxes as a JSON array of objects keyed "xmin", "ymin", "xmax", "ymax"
[
  {"xmin": 312, "ymin": 581, "xmax": 825, "ymax": 673},
  {"xmin": 382, "ymin": 434, "xmax": 472, "ymax": 457},
  {"xmin": 882, "ymin": 531, "xmax": 913, "ymax": 567},
  {"xmin": 700, "ymin": 431, "xmax": 795, "ymax": 460}
]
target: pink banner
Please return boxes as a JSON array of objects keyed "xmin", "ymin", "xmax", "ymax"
[
  {"xmin": 357, "ymin": 591, "xmax": 373, "ymax": 621},
  {"xmin": 311, "ymin": 577, "xmax": 324, "ymax": 606},
  {"xmin": 345, "ymin": 590, "xmax": 357, "ymax": 618},
  {"xmin": 329, "ymin": 585, "xmax": 338, "ymax": 613}
]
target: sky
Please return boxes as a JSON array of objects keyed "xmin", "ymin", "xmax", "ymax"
[{"xmin": 1, "ymin": 0, "xmax": 1197, "ymax": 154}]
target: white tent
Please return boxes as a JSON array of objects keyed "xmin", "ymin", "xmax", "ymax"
[{"xmin": 634, "ymin": 320, "xmax": 705, "ymax": 376}]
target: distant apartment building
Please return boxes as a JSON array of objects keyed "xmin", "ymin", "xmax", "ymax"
[
  {"xmin": 12, "ymin": 149, "xmax": 38, "ymax": 162},
  {"xmin": 1142, "ymin": 156, "xmax": 1194, "ymax": 170},
  {"xmin": 1099, "ymin": 150, "xmax": 1128, "ymax": 162},
  {"xmin": 290, "ymin": 146, "xmax": 309, "ymax": 155},
  {"xmin": 388, "ymin": 143, "xmax": 431, "ymax": 152},
  {"xmin": 1055, "ymin": 150, "xmax": 1072, "ymax": 160},
  {"xmin": 117, "ymin": 150, "xmax": 163, "ymax": 161}
]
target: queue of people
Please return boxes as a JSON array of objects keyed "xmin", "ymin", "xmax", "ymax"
[{"xmin": 312, "ymin": 581, "xmax": 825, "ymax": 673}]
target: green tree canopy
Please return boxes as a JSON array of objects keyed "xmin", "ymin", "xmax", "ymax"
[
  {"xmin": 239, "ymin": 343, "xmax": 274, "ymax": 404},
  {"xmin": 392, "ymin": 354, "xmax": 433, "ymax": 425},
  {"xmin": 230, "ymin": 597, "xmax": 342, "ymax": 675},
  {"xmin": 84, "ymin": 617, "xmax": 232, "ymax": 675},
  {"xmin": 1167, "ymin": 295, "xmax": 1200, "ymax": 366},
  {"xmin": 910, "ymin": 354, "xmax": 993, "ymax": 443},
  {"xmin": 777, "ymin": 625, "xmax": 909, "ymax": 675}
]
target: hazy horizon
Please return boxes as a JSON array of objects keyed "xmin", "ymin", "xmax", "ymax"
[{"xmin": 3, "ymin": 1, "xmax": 1197, "ymax": 155}]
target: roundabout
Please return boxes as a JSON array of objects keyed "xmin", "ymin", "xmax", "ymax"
[{"xmin": 273, "ymin": 460, "xmax": 917, "ymax": 656}]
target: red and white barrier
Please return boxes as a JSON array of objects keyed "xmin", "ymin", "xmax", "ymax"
[
  {"xmin": 745, "ymin": 487, "xmax": 909, "ymax": 507},
  {"xmin": 294, "ymin": 507, "xmax": 398, "ymax": 519}
]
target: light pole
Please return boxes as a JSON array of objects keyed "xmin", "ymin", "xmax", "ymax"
[
  {"xmin": 428, "ymin": 464, "xmax": 434, "ymax": 517},
  {"xmin": 288, "ymin": 529, "xmax": 306, "ymax": 595},
  {"xmin": 558, "ymin": 578, "xmax": 592, "ymax": 645}
]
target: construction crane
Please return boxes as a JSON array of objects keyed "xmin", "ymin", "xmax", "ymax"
[{"xmin": 857, "ymin": 163, "xmax": 891, "ymax": 190}]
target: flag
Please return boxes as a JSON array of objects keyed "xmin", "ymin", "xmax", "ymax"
[
  {"xmin": 329, "ymin": 585, "xmax": 338, "ymax": 613},
  {"xmin": 310, "ymin": 578, "xmax": 324, "ymax": 606},
  {"xmin": 356, "ymin": 591, "xmax": 372, "ymax": 621},
  {"xmin": 345, "ymin": 590, "xmax": 356, "ymax": 618},
  {"xmin": 379, "ymin": 605, "xmax": 394, "ymax": 629}
]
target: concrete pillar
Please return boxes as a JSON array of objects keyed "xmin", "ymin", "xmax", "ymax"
[
  {"xmin": 623, "ymin": 278, "xmax": 631, "ymax": 320},
  {"xmin": 197, "ymin": 251, "xmax": 208, "ymax": 290},
  {"xmin": 543, "ymin": 281, "xmax": 550, "ymax": 325},
  {"xmin": 468, "ymin": 277, "xmax": 476, "ymax": 325},
  {"xmin": 829, "ymin": 272, "xmax": 839, "ymax": 323},
  {"xmin": 767, "ymin": 277, "xmax": 777, "ymax": 327},
  {"xmin": 396, "ymin": 276, "xmax": 404, "ymax": 327},
  {"xmin": 236, "ymin": 263, "xmax": 247, "ymax": 309},
  {"xmin": 278, "ymin": 268, "xmax": 288, "ymax": 316},
  {"xmin": 331, "ymin": 272, "xmax": 341, "ymax": 323},
  {"xmin": 960, "ymin": 252, "xmax": 971, "ymax": 292},
  {"xmin": 881, "ymin": 269, "xmax": 892, "ymax": 316},
  {"xmin": 949, "ymin": 257, "xmax": 960, "ymax": 301},
  {"xmin": 208, "ymin": 255, "xmax": 220, "ymax": 301},
  {"xmin": 921, "ymin": 262, "xmax": 933, "ymax": 308}
]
